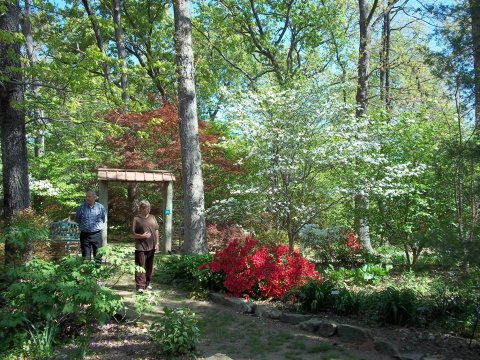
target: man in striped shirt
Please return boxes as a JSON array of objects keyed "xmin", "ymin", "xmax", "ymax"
[{"xmin": 75, "ymin": 191, "xmax": 107, "ymax": 261}]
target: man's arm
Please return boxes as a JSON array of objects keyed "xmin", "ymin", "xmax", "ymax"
[
  {"xmin": 101, "ymin": 204, "xmax": 107, "ymax": 223},
  {"xmin": 75, "ymin": 206, "xmax": 81, "ymax": 224}
]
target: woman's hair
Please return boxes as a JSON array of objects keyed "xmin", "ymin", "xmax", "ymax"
[{"xmin": 139, "ymin": 200, "xmax": 151, "ymax": 209}]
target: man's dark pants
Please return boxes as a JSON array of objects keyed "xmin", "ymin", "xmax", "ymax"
[{"xmin": 80, "ymin": 230, "xmax": 102, "ymax": 261}]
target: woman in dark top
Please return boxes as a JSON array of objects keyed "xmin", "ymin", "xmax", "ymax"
[{"xmin": 131, "ymin": 200, "xmax": 159, "ymax": 293}]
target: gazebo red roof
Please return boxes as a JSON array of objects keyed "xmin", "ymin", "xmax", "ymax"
[{"xmin": 97, "ymin": 168, "xmax": 176, "ymax": 182}]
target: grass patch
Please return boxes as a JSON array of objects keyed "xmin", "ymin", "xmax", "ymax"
[
  {"xmin": 266, "ymin": 330, "xmax": 291, "ymax": 347},
  {"xmin": 284, "ymin": 351, "xmax": 304, "ymax": 360},
  {"xmin": 286, "ymin": 337, "xmax": 308, "ymax": 350},
  {"xmin": 306, "ymin": 342, "xmax": 332, "ymax": 353}
]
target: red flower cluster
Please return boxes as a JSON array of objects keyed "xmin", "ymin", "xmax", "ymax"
[
  {"xmin": 204, "ymin": 236, "xmax": 321, "ymax": 300},
  {"xmin": 346, "ymin": 232, "xmax": 361, "ymax": 252}
]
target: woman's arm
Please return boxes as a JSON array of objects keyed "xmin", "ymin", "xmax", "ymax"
[{"xmin": 131, "ymin": 218, "xmax": 151, "ymax": 239}]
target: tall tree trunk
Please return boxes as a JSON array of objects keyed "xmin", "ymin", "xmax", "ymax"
[
  {"xmin": 465, "ymin": 0, "xmax": 480, "ymax": 273},
  {"xmin": 379, "ymin": 0, "xmax": 392, "ymax": 109},
  {"xmin": 112, "ymin": 0, "xmax": 129, "ymax": 107},
  {"xmin": 173, "ymin": 0, "xmax": 207, "ymax": 254},
  {"xmin": 81, "ymin": 0, "xmax": 112, "ymax": 85},
  {"xmin": 21, "ymin": 0, "xmax": 45, "ymax": 157},
  {"xmin": 454, "ymin": 81, "xmax": 469, "ymax": 272},
  {"xmin": 470, "ymin": 0, "xmax": 480, "ymax": 129},
  {"xmin": 0, "ymin": 0, "xmax": 31, "ymax": 264},
  {"xmin": 112, "ymin": 0, "xmax": 137, "ymax": 214},
  {"xmin": 354, "ymin": 0, "xmax": 378, "ymax": 252}
]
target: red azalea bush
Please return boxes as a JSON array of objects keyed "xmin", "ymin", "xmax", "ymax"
[
  {"xmin": 346, "ymin": 232, "xmax": 361, "ymax": 252},
  {"xmin": 204, "ymin": 236, "xmax": 322, "ymax": 300}
]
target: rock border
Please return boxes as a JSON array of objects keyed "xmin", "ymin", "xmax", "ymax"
[{"xmin": 209, "ymin": 292, "xmax": 448, "ymax": 360}]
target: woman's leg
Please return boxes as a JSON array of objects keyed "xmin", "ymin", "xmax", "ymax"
[
  {"xmin": 145, "ymin": 249, "xmax": 155, "ymax": 288},
  {"xmin": 135, "ymin": 251, "xmax": 147, "ymax": 290}
]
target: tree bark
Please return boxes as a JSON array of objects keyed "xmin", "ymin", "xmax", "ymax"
[
  {"xmin": 0, "ymin": 0, "xmax": 31, "ymax": 264},
  {"xmin": 470, "ymin": 0, "xmax": 480, "ymax": 129},
  {"xmin": 173, "ymin": 0, "xmax": 207, "ymax": 254},
  {"xmin": 21, "ymin": 0, "xmax": 45, "ymax": 157},
  {"xmin": 81, "ymin": 0, "xmax": 112, "ymax": 84},
  {"xmin": 379, "ymin": 0, "xmax": 392, "ymax": 109},
  {"xmin": 354, "ymin": 0, "xmax": 377, "ymax": 252},
  {"xmin": 112, "ymin": 0, "xmax": 129, "ymax": 106}
]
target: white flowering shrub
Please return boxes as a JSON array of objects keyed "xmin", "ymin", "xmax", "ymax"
[
  {"xmin": 29, "ymin": 177, "xmax": 60, "ymax": 197},
  {"xmin": 299, "ymin": 224, "xmax": 351, "ymax": 263}
]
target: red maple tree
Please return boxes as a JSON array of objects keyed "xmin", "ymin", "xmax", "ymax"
[{"xmin": 103, "ymin": 103, "xmax": 241, "ymax": 190}]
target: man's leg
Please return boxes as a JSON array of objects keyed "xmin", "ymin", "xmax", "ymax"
[
  {"xmin": 90, "ymin": 232, "xmax": 102, "ymax": 264},
  {"xmin": 80, "ymin": 232, "xmax": 92, "ymax": 260}
]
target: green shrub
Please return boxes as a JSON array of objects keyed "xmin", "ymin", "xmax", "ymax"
[
  {"xmin": 155, "ymin": 254, "xmax": 224, "ymax": 296},
  {"xmin": 422, "ymin": 274, "xmax": 480, "ymax": 335},
  {"xmin": 289, "ymin": 280, "xmax": 335, "ymax": 313},
  {"xmin": 0, "ymin": 208, "xmax": 49, "ymax": 264},
  {"xmin": 0, "ymin": 247, "xmax": 129, "ymax": 357},
  {"xmin": 150, "ymin": 307, "xmax": 200, "ymax": 355},
  {"xmin": 374, "ymin": 286, "xmax": 418, "ymax": 325},
  {"xmin": 332, "ymin": 288, "xmax": 363, "ymax": 315}
]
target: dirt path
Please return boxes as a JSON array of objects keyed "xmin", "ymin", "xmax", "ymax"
[{"xmin": 79, "ymin": 274, "xmax": 479, "ymax": 360}]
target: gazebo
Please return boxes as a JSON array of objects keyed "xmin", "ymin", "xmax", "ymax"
[{"xmin": 97, "ymin": 168, "xmax": 176, "ymax": 253}]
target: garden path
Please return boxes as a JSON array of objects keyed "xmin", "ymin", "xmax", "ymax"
[{"xmin": 80, "ymin": 272, "xmax": 479, "ymax": 360}]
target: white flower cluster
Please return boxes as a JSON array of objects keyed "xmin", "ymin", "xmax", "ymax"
[
  {"xmin": 29, "ymin": 177, "xmax": 60, "ymax": 196},
  {"xmin": 299, "ymin": 224, "xmax": 348, "ymax": 247}
]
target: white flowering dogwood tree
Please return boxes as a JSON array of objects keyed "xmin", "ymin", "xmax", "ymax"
[{"xmin": 209, "ymin": 82, "xmax": 432, "ymax": 252}]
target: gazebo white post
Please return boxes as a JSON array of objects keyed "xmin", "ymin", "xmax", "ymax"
[
  {"xmin": 162, "ymin": 180, "xmax": 173, "ymax": 253},
  {"xmin": 99, "ymin": 180, "xmax": 109, "ymax": 246}
]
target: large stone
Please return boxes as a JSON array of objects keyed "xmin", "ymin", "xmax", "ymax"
[
  {"xmin": 279, "ymin": 313, "xmax": 313, "ymax": 325},
  {"xmin": 210, "ymin": 292, "xmax": 228, "ymax": 306},
  {"xmin": 336, "ymin": 324, "xmax": 373, "ymax": 343},
  {"xmin": 254, "ymin": 304, "xmax": 282, "ymax": 319},
  {"xmin": 298, "ymin": 318, "xmax": 323, "ymax": 332},
  {"xmin": 209, "ymin": 293, "xmax": 255, "ymax": 313},
  {"xmin": 398, "ymin": 354, "xmax": 423, "ymax": 360},
  {"xmin": 203, "ymin": 354, "xmax": 233, "ymax": 360},
  {"xmin": 374, "ymin": 340, "xmax": 400, "ymax": 357},
  {"xmin": 317, "ymin": 321, "xmax": 338, "ymax": 337}
]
